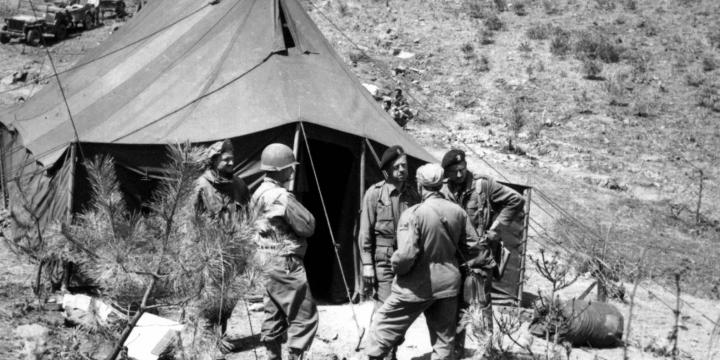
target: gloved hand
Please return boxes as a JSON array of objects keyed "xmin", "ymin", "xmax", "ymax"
[{"xmin": 362, "ymin": 264, "xmax": 376, "ymax": 293}]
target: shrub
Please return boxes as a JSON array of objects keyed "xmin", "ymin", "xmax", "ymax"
[
  {"xmin": 526, "ymin": 23, "xmax": 556, "ymax": 40},
  {"xmin": 574, "ymin": 30, "xmax": 622, "ymax": 63},
  {"xmin": 518, "ymin": 41, "xmax": 532, "ymax": 52},
  {"xmin": 583, "ymin": 59, "xmax": 603, "ymax": 79},
  {"xmin": 698, "ymin": 78, "xmax": 720, "ymax": 112},
  {"xmin": 550, "ymin": 30, "xmax": 571, "ymax": 56},
  {"xmin": 594, "ymin": 0, "xmax": 616, "ymax": 11},
  {"xmin": 686, "ymin": 66, "xmax": 705, "ymax": 87},
  {"xmin": 461, "ymin": 42, "xmax": 476, "ymax": 60},
  {"xmin": 623, "ymin": 0, "xmax": 637, "ymax": 11},
  {"xmin": 542, "ymin": 0, "xmax": 562, "ymax": 15},
  {"xmin": 466, "ymin": 0, "xmax": 488, "ymax": 19},
  {"xmin": 703, "ymin": 54, "xmax": 718, "ymax": 72},
  {"xmin": 708, "ymin": 28, "xmax": 720, "ymax": 49},
  {"xmin": 485, "ymin": 14, "xmax": 504, "ymax": 31},
  {"xmin": 479, "ymin": 27, "xmax": 495, "ymax": 45},
  {"xmin": 475, "ymin": 54, "xmax": 491, "ymax": 72},
  {"xmin": 494, "ymin": 0, "xmax": 507, "ymax": 12},
  {"xmin": 513, "ymin": 1, "xmax": 528, "ymax": 16}
]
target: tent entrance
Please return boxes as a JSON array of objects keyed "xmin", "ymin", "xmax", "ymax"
[{"xmin": 295, "ymin": 135, "xmax": 359, "ymax": 303}]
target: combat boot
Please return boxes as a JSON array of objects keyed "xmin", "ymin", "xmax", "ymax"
[{"xmin": 264, "ymin": 341, "xmax": 282, "ymax": 360}]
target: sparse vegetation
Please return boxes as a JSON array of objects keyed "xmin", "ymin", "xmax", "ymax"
[
  {"xmin": 479, "ymin": 27, "xmax": 495, "ymax": 45},
  {"xmin": 518, "ymin": 41, "xmax": 532, "ymax": 53},
  {"xmin": 526, "ymin": 23, "xmax": 558, "ymax": 40},
  {"xmin": 703, "ymin": 54, "xmax": 718, "ymax": 72},
  {"xmin": 542, "ymin": 0, "xmax": 562, "ymax": 15},
  {"xmin": 513, "ymin": 1, "xmax": 528, "ymax": 16},
  {"xmin": 594, "ymin": 0, "xmax": 616, "ymax": 11},
  {"xmin": 475, "ymin": 54, "xmax": 490, "ymax": 72},
  {"xmin": 550, "ymin": 29, "xmax": 571, "ymax": 56},
  {"xmin": 574, "ymin": 30, "xmax": 622, "ymax": 63},
  {"xmin": 582, "ymin": 58, "xmax": 603, "ymax": 80},
  {"xmin": 698, "ymin": 77, "xmax": 720, "ymax": 112},
  {"xmin": 484, "ymin": 13, "xmax": 504, "ymax": 31},
  {"xmin": 686, "ymin": 66, "xmax": 705, "ymax": 87}
]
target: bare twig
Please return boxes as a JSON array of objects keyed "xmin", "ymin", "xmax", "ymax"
[{"xmin": 624, "ymin": 249, "xmax": 646, "ymax": 360}]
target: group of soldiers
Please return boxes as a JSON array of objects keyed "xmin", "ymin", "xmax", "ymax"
[{"xmin": 193, "ymin": 140, "xmax": 524, "ymax": 360}]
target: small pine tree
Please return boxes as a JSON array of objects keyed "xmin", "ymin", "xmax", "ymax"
[{"xmin": 56, "ymin": 144, "xmax": 259, "ymax": 360}]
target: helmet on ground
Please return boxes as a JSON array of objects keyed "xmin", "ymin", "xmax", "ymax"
[{"xmin": 260, "ymin": 143, "xmax": 298, "ymax": 171}]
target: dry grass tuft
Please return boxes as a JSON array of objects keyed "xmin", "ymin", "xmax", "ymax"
[
  {"xmin": 550, "ymin": 29, "xmax": 571, "ymax": 57},
  {"xmin": 574, "ymin": 30, "xmax": 622, "ymax": 63},
  {"xmin": 485, "ymin": 13, "xmax": 504, "ymax": 31},
  {"xmin": 698, "ymin": 77, "xmax": 720, "ymax": 112},
  {"xmin": 582, "ymin": 59, "xmax": 603, "ymax": 80}
]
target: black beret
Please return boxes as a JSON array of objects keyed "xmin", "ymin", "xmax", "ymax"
[
  {"xmin": 441, "ymin": 149, "xmax": 466, "ymax": 170},
  {"xmin": 380, "ymin": 145, "xmax": 405, "ymax": 170}
]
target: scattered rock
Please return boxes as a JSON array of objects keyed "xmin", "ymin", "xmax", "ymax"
[{"xmin": 395, "ymin": 51, "xmax": 415, "ymax": 59}]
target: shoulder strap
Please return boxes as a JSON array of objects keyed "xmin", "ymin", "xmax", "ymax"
[{"xmin": 421, "ymin": 202, "xmax": 468, "ymax": 263}]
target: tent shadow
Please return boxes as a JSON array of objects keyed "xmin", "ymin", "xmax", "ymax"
[{"xmin": 224, "ymin": 334, "xmax": 262, "ymax": 352}]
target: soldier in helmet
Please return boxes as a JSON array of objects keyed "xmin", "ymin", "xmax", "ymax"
[
  {"xmin": 366, "ymin": 163, "xmax": 480, "ymax": 360},
  {"xmin": 193, "ymin": 139, "xmax": 249, "ymax": 223},
  {"xmin": 440, "ymin": 149, "xmax": 525, "ymax": 357},
  {"xmin": 252, "ymin": 143, "xmax": 317, "ymax": 360}
]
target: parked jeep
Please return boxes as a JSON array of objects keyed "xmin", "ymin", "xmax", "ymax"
[
  {"xmin": 0, "ymin": 7, "xmax": 70, "ymax": 46},
  {"xmin": 57, "ymin": 1, "xmax": 100, "ymax": 30},
  {"xmin": 98, "ymin": 0, "xmax": 126, "ymax": 20}
]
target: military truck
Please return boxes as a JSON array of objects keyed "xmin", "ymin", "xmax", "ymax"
[{"xmin": 0, "ymin": 1, "xmax": 98, "ymax": 46}]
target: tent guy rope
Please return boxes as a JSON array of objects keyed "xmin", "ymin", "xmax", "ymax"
[{"xmin": 298, "ymin": 121, "xmax": 366, "ymax": 349}]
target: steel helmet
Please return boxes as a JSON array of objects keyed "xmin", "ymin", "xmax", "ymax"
[{"xmin": 260, "ymin": 143, "xmax": 298, "ymax": 171}]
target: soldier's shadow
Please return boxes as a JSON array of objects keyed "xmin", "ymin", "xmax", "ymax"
[{"xmin": 409, "ymin": 354, "xmax": 431, "ymax": 360}]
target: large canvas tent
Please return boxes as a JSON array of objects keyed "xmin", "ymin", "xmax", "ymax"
[{"xmin": 0, "ymin": 0, "xmax": 530, "ymax": 304}]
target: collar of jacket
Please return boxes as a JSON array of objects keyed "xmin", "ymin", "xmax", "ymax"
[
  {"xmin": 262, "ymin": 176, "xmax": 283, "ymax": 188},
  {"xmin": 448, "ymin": 171, "xmax": 475, "ymax": 199},
  {"xmin": 202, "ymin": 169, "xmax": 234, "ymax": 187},
  {"xmin": 383, "ymin": 179, "xmax": 409, "ymax": 196},
  {"xmin": 421, "ymin": 191, "xmax": 443, "ymax": 201}
]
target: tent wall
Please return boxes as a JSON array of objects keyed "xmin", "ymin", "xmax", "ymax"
[
  {"xmin": 0, "ymin": 125, "xmax": 73, "ymax": 235},
  {"xmin": 491, "ymin": 182, "xmax": 531, "ymax": 306}
]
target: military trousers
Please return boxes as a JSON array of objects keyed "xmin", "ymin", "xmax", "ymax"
[
  {"xmin": 367, "ymin": 294, "xmax": 458, "ymax": 360},
  {"xmin": 373, "ymin": 245, "xmax": 396, "ymax": 309},
  {"xmin": 260, "ymin": 255, "xmax": 319, "ymax": 355}
]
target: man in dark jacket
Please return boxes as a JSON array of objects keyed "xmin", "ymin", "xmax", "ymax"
[
  {"xmin": 366, "ymin": 163, "xmax": 479, "ymax": 360},
  {"xmin": 193, "ymin": 139, "xmax": 249, "ymax": 222},
  {"xmin": 440, "ymin": 149, "xmax": 525, "ymax": 356}
]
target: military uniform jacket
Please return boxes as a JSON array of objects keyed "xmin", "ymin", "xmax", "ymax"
[
  {"xmin": 390, "ymin": 193, "xmax": 480, "ymax": 302},
  {"xmin": 359, "ymin": 180, "xmax": 420, "ymax": 266},
  {"xmin": 440, "ymin": 172, "xmax": 524, "ymax": 270},
  {"xmin": 193, "ymin": 169, "xmax": 250, "ymax": 221},
  {"xmin": 251, "ymin": 178, "xmax": 315, "ymax": 258}
]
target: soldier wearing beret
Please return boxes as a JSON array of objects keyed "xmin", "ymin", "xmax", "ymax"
[
  {"xmin": 366, "ymin": 163, "xmax": 480, "ymax": 360},
  {"xmin": 359, "ymin": 145, "xmax": 420, "ymax": 359},
  {"xmin": 440, "ymin": 149, "xmax": 525, "ymax": 357}
]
